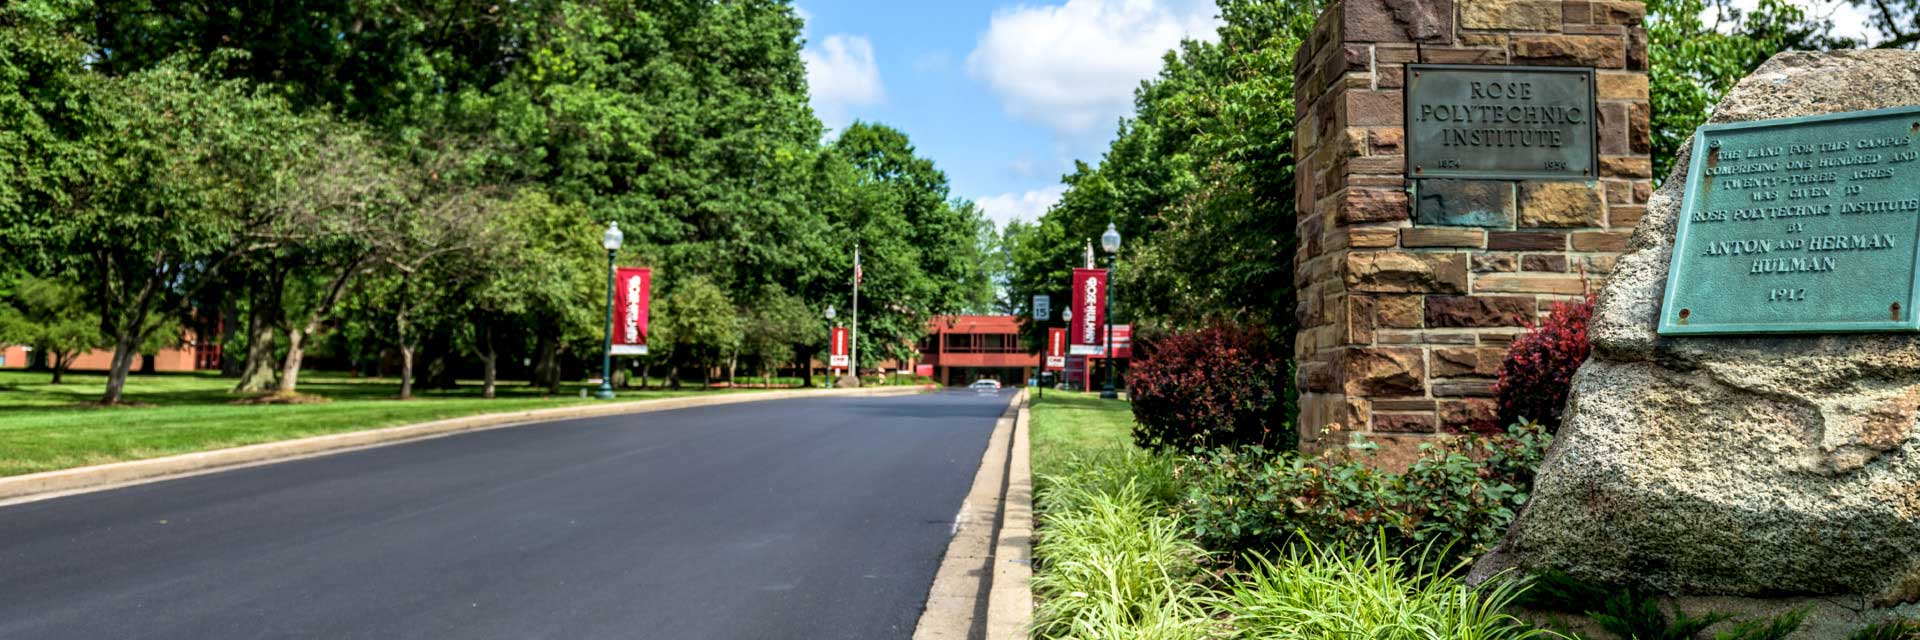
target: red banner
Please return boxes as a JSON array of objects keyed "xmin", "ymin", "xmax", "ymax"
[
  {"xmin": 829, "ymin": 326, "xmax": 850, "ymax": 368},
  {"xmin": 915, "ymin": 364, "xmax": 933, "ymax": 378},
  {"xmin": 612, "ymin": 267, "xmax": 651, "ymax": 355},
  {"xmin": 1069, "ymin": 268, "xmax": 1107, "ymax": 355},
  {"xmin": 1046, "ymin": 327, "xmax": 1067, "ymax": 370}
]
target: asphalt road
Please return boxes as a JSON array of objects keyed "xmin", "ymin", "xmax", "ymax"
[{"xmin": 0, "ymin": 390, "xmax": 1010, "ymax": 639}]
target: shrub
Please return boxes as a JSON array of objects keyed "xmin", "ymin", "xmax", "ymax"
[
  {"xmin": 1215, "ymin": 536, "xmax": 1551, "ymax": 640},
  {"xmin": 1126, "ymin": 323, "xmax": 1292, "ymax": 453},
  {"xmin": 1030, "ymin": 480, "xmax": 1213, "ymax": 639},
  {"xmin": 1494, "ymin": 294, "xmax": 1595, "ymax": 431},
  {"xmin": 1184, "ymin": 421, "xmax": 1553, "ymax": 566}
]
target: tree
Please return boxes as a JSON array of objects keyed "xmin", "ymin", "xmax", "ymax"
[
  {"xmin": 464, "ymin": 190, "xmax": 599, "ymax": 399},
  {"xmin": 0, "ymin": 276, "xmax": 108, "ymax": 383},
  {"xmin": 1009, "ymin": 0, "xmax": 1317, "ymax": 352},
  {"xmin": 357, "ymin": 142, "xmax": 505, "ymax": 400},
  {"xmin": 1647, "ymin": 0, "xmax": 1827, "ymax": 180},
  {"xmin": 4, "ymin": 59, "xmax": 316, "ymax": 404},
  {"xmin": 739, "ymin": 285, "xmax": 821, "ymax": 388},
  {"xmin": 821, "ymin": 123, "xmax": 992, "ymax": 369},
  {"xmin": 660, "ymin": 276, "xmax": 741, "ymax": 390},
  {"xmin": 1841, "ymin": 0, "xmax": 1920, "ymax": 49}
]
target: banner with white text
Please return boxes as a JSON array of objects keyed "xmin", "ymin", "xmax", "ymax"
[
  {"xmin": 612, "ymin": 267, "xmax": 651, "ymax": 356},
  {"xmin": 1068, "ymin": 268, "xmax": 1107, "ymax": 356},
  {"xmin": 1046, "ymin": 327, "xmax": 1067, "ymax": 370},
  {"xmin": 829, "ymin": 326, "xmax": 851, "ymax": 369}
]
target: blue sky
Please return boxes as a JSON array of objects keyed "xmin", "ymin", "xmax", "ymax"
[{"xmin": 796, "ymin": 0, "xmax": 1223, "ymax": 228}]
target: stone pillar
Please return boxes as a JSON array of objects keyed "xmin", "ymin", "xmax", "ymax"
[{"xmin": 1290, "ymin": 0, "xmax": 1648, "ymax": 464}]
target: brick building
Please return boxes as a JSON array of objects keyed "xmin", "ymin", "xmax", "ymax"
[
  {"xmin": 1291, "ymin": 0, "xmax": 1648, "ymax": 463},
  {"xmin": 918, "ymin": 315, "xmax": 1040, "ymax": 386}
]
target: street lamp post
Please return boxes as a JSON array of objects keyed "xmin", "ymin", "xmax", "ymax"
[
  {"xmin": 1100, "ymin": 222, "xmax": 1121, "ymax": 400},
  {"xmin": 595, "ymin": 221, "xmax": 624, "ymax": 400},
  {"xmin": 825, "ymin": 304, "xmax": 837, "ymax": 383}
]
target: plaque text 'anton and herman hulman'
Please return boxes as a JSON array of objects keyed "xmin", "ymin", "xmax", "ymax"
[
  {"xmin": 1405, "ymin": 65, "xmax": 1598, "ymax": 181},
  {"xmin": 1661, "ymin": 106, "xmax": 1920, "ymax": 335}
]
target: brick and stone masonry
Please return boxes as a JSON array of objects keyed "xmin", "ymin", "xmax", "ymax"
[{"xmin": 1290, "ymin": 0, "xmax": 1648, "ymax": 465}]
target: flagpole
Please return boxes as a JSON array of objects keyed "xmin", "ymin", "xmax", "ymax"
[{"xmin": 851, "ymin": 244, "xmax": 860, "ymax": 384}]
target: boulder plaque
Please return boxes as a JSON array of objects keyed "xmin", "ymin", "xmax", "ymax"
[
  {"xmin": 1662, "ymin": 107, "xmax": 1920, "ymax": 334},
  {"xmin": 1474, "ymin": 51, "xmax": 1920, "ymax": 635}
]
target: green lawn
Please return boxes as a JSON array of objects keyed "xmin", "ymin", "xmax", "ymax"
[
  {"xmin": 0, "ymin": 369, "xmax": 766, "ymax": 477},
  {"xmin": 1028, "ymin": 391, "xmax": 1136, "ymax": 476}
]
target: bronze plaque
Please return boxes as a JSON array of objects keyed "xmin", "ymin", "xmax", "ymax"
[
  {"xmin": 1405, "ymin": 65, "xmax": 1598, "ymax": 180},
  {"xmin": 1660, "ymin": 106, "xmax": 1920, "ymax": 335}
]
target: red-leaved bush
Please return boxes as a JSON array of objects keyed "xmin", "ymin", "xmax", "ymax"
[
  {"xmin": 1493, "ymin": 294, "xmax": 1594, "ymax": 432},
  {"xmin": 1125, "ymin": 323, "xmax": 1292, "ymax": 452}
]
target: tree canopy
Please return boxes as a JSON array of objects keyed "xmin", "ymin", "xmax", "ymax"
[{"xmin": 0, "ymin": 0, "xmax": 992, "ymax": 402}]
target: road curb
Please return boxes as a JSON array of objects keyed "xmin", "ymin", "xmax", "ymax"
[
  {"xmin": 985, "ymin": 392, "xmax": 1033, "ymax": 638},
  {"xmin": 913, "ymin": 388, "xmax": 1032, "ymax": 640},
  {"xmin": 0, "ymin": 385, "xmax": 931, "ymax": 507}
]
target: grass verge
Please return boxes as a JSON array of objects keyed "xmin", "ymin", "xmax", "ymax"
[
  {"xmin": 1026, "ymin": 392, "xmax": 1557, "ymax": 640},
  {"xmin": 0, "ymin": 370, "xmax": 762, "ymax": 476}
]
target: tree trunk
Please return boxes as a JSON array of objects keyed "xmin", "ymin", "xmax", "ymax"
[
  {"xmin": 396, "ymin": 274, "xmax": 414, "ymax": 400},
  {"xmin": 233, "ymin": 299, "xmax": 278, "ymax": 393},
  {"xmin": 726, "ymin": 353, "xmax": 738, "ymax": 387},
  {"xmin": 278, "ymin": 328, "xmax": 308, "ymax": 394},
  {"xmin": 668, "ymin": 363, "xmax": 681, "ymax": 390},
  {"xmin": 50, "ymin": 352, "xmax": 70, "ymax": 384},
  {"xmin": 638, "ymin": 361, "xmax": 651, "ymax": 390},
  {"xmin": 278, "ymin": 261, "xmax": 358, "ymax": 396},
  {"xmin": 102, "ymin": 332, "xmax": 140, "ymax": 404},
  {"xmin": 398, "ymin": 345, "xmax": 415, "ymax": 400},
  {"xmin": 480, "ymin": 323, "xmax": 497, "ymax": 399},
  {"xmin": 797, "ymin": 347, "xmax": 817, "ymax": 388},
  {"xmin": 532, "ymin": 332, "xmax": 560, "ymax": 394}
]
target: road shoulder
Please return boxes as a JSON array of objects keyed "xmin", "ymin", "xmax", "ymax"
[{"xmin": 913, "ymin": 388, "xmax": 1034, "ymax": 640}]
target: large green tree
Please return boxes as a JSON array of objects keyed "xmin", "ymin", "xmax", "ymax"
[
  {"xmin": 824, "ymin": 123, "xmax": 992, "ymax": 369},
  {"xmin": 1010, "ymin": 0, "xmax": 1317, "ymax": 356},
  {"xmin": 4, "ymin": 55, "xmax": 318, "ymax": 403}
]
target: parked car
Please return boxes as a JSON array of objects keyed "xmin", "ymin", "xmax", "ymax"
[{"xmin": 968, "ymin": 379, "xmax": 1001, "ymax": 391}]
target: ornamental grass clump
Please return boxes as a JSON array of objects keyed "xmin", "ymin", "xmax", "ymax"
[
  {"xmin": 1030, "ymin": 480, "xmax": 1213, "ymax": 639},
  {"xmin": 1034, "ymin": 445, "xmax": 1184, "ymax": 514},
  {"xmin": 1215, "ymin": 536, "xmax": 1551, "ymax": 640}
]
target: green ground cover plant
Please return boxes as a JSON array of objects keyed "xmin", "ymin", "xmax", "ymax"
[
  {"xmin": 0, "ymin": 370, "xmax": 751, "ymax": 476},
  {"xmin": 1217, "ymin": 538, "xmax": 1547, "ymax": 640},
  {"xmin": 1027, "ymin": 394, "xmax": 1909, "ymax": 640},
  {"xmin": 1183, "ymin": 422, "xmax": 1552, "ymax": 567},
  {"xmin": 1030, "ymin": 479, "xmax": 1212, "ymax": 639}
]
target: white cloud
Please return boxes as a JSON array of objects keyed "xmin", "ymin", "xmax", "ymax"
[
  {"xmin": 976, "ymin": 185, "xmax": 1069, "ymax": 227},
  {"xmin": 803, "ymin": 34, "xmax": 886, "ymax": 132},
  {"xmin": 967, "ymin": 0, "xmax": 1220, "ymax": 137}
]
